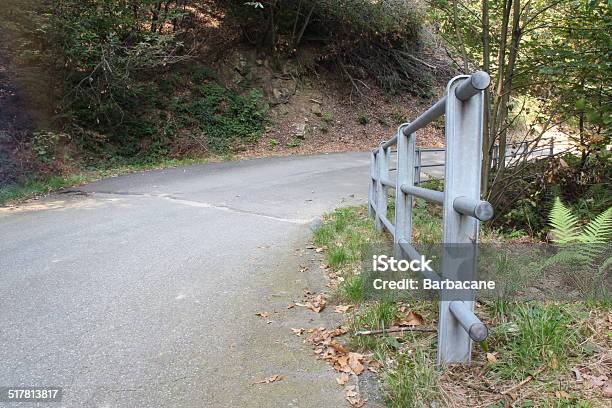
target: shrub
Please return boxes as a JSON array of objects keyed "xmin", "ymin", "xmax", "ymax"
[
  {"xmin": 231, "ymin": 0, "xmax": 438, "ymax": 95},
  {"xmin": 491, "ymin": 152, "xmax": 612, "ymax": 238}
]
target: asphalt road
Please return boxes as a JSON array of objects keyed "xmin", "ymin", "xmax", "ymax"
[{"xmin": 0, "ymin": 153, "xmax": 373, "ymax": 408}]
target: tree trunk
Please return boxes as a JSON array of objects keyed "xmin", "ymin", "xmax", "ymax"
[
  {"xmin": 481, "ymin": 0, "xmax": 491, "ymax": 195},
  {"xmin": 496, "ymin": 0, "xmax": 522, "ymax": 174},
  {"xmin": 453, "ymin": 0, "xmax": 469, "ymax": 72}
]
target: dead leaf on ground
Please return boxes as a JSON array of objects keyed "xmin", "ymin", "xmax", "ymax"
[
  {"xmin": 584, "ymin": 373, "xmax": 608, "ymax": 388},
  {"xmin": 346, "ymin": 396, "xmax": 367, "ymax": 407},
  {"xmin": 255, "ymin": 311, "xmax": 270, "ymax": 318},
  {"xmin": 486, "ymin": 352, "xmax": 498, "ymax": 363},
  {"xmin": 555, "ymin": 390, "xmax": 571, "ymax": 399},
  {"xmin": 336, "ymin": 373, "xmax": 350, "ymax": 385},
  {"xmin": 287, "ymin": 304, "xmax": 296, "ymax": 309},
  {"xmin": 334, "ymin": 305, "xmax": 353, "ymax": 314},
  {"xmin": 296, "ymin": 294, "xmax": 327, "ymax": 313},
  {"xmin": 602, "ymin": 381, "xmax": 612, "ymax": 398},
  {"xmin": 330, "ymin": 340, "xmax": 348, "ymax": 354},
  {"xmin": 253, "ymin": 374, "xmax": 282, "ymax": 384},
  {"xmin": 315, "ymin": 247, "xmax": 324, "ymax": 253},
  {"xmin": 348, "ymin": 352, "xmax": 365, "ymax": 375},
  {"xmin": 291, "ymin": 328, "xmax": 305, "ymax": 336},
  {"xmin": 398, "ymin": 311, "xmax": 424, "ymax": 326}
]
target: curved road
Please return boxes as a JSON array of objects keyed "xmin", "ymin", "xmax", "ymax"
[{"xmin": 0, "ymin": 153, "xmax": 372, "ymax": 407}]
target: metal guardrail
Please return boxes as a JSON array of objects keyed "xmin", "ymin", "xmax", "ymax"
[
  {"xmin": 368, "ymin": 71, "xmax": 493, "ymax": 365},
  {"xmin": 413, "ymin": 137, "xmax": 556, "ymax": 180}
]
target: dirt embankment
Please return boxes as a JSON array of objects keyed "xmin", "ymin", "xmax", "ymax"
[{"xmin": 211, "ymin": 48, "xmax": 446, "ymax": 161}]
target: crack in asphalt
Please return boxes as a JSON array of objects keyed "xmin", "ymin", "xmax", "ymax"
[{"xmin": 71, "ymin": 189, "xmax": 314, "ymax": 225}]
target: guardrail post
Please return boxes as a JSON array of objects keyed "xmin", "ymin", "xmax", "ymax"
[
  {"xmin": 369, "ymin": 151, "xmax": 377, "ymax": 217},
  {"xmin": 437, "ymin": 74, "xmax": 487, "ymax": 365},
  {"xmin": 415, "ymin": 149, "xmax": 422, "ymax": 185},
  {"xmin": 549, "ymin": 138, "xmax": 554, "ymax": 156},
  {"xmin": 375, "ymin": 145, "xmax": 389, "ymax": 232},
  {"xmin": 394, "ymin": 125, "xmax": 415, "ymax": 246}
]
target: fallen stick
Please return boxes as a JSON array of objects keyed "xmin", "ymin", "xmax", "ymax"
[
  {"xmin": 355, "ymin": 327, "xmax": 437, "ymax": 336},
  {"xmin": 500, "ymin": 367, "xmax": 545, "ymax": 395}
]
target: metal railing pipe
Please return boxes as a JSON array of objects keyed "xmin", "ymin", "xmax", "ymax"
[
  {"xmin": 449, "ymin": 301, "xmax": 489, "ymax": 341},
  {"xmin": 398, "ymin": 240, "xmax": 441, "ymax": 282},
  {"xmin": 453, "ymin": 196, "xmax": 494, "ymax": 221},
  {"xmin": 400, "ymin": 98, "xmax": 446, "ymax": 138},
  {"xmin": 400, "ymin": 185, "xmax": 444, "ymax": 204},
  {"xmin": 380, "ymin": 177, "xmax": 396, "ymax": 188},
  {"xmin": 454, "ymin": 71, "xmax": 491, "ymax": 101},
  {"xmin": 380, "ymin": 215, "xmax": 396, "ymax": 237}
]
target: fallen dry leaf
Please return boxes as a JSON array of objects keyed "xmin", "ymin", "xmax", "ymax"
[
  {"xmin": 255, "ymin": 311, "xmax": 270, "ymax": 318},
  {"xmin": 346, "ymin": 396, "xmax": 367, "ymax": 407},
  {"xmin": 253, "ymin": 374, "xmax": 282, "ymax": 384},
  {"xmin": 486, "ymin": 352, "xmax": 498, "ymax": 363},
  {"xmin": 315, "ymin": 247, "xmax": 324, "ymax": 253},
  {"xmin": 291, "ymin": 328, "xmax": 305, "ymax": 336},
  {"xmin": 296, "ymin": 294, "xmax": 327, "ymax": 313},
  {"xmin": 584, "ymin": 374, "xmax": 608, "ymax": 388},
  {"xmin": 348, "ymin": 352, "xmax": 365, "ymax": 375},
  {"xmin": 287, "ymin": 304, "xmax": 296, "ymax": 309},
  {"xmin": 555, "ymin": 390, "xmax": 570, "ymax": 399},
  {"xmin": 334, "ymin": 305, "xmax": 353, "ymax": 314},
  {"xmin": 330, "ymin": 340, "xmax": 348, "ymax": 354},
  {"xmin": 398, "ymin": 311, "xmax": 424, "ymax": 326},
  {"xmin": 336, "ymin": 373, "xmax": 350, "ymax": 385},
  {"xmin": 602, "ymin": 381, "xmax": 612, "ymax": 398}
]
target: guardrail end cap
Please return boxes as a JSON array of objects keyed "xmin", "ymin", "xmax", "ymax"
[
  {"xmin": 469, "ymin": 323, "xmax": 489, "ymax": 342},
  {"xmin": 471, "ymin": 71, "xmax": 491, "ymax": 91},
  {"xmin": 475, "ymin": 201, "xmax": 494, "ymax": 221}
]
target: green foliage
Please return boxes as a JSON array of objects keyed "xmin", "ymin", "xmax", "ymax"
[
  {"xmin": 0, "ymin": 174, "xmax": 89, "ymax": 204},
  {"xmin": 341, "ymin": 274, "xmax": 365, "ymax": 302},
  {"xmin": 548, "ymin": 197, "xmax": 581, "ymax": 244},
  {"xmin": 545, "ymin": 197, "xmax": 611, "ymax": 297},
  {"xmin": 349, "ymin": 298, "xmax": 399, "ymax": 350},
  {"xmin": 46, "ymin": 0, "xmax": 190, "ymax": 125},
  {"xmin": 231, "ymin": 0, "xmax": 433, "ymax": 94},
  {"xmin": 357, "ymin": 114, "xmax": 370, "ymax": 125},
  {"xmin": 383, "ymin": 348, "xmax": 440, "ymax": 408},
  {"xmin": 489, "ymin": 303, "xmax": 583, "ymax": 380},
  {"xmin": 170, "ymin": 84, "xmax": 267, "ymax": 153},
  {"xmin": 524, "ymin": 1, "xmax": 611, "ymax": 154},
  {"xmin": 286, "ymin": 137, "xmax": 301, "ymax": 148},
  {"xmin": 321, "ymin": 111, "xmax": 333, "ymax": 124},
  {"xmin": 494, "ymin": 153, "xmax": 612, "ymax": 237},
  {"xmin": 31, "ymin": 131, "xmax": 67, "ymax": 162}
]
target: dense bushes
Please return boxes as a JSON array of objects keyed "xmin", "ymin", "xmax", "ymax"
[
  {"xmin": 231, "ymin": 0, "xmax": 440, "ymax": 95},
  {"xmin": 1, "ymin": 0, "xmax": 269, "ymax": 167},
  {"xmin": 492, "ymin": 152, "xmax": 612, "ymax": 238}
]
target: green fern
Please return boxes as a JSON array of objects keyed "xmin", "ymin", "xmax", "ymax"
[
  {"xmin": 545, "ymin": 198, "xmax": 611, "ymax": 298},
  {"xmin": 548, "ymin": 197, "xmax": 580, "ymax": 244},
  {"xmin": 578, "ymin": 207, "xmax": 612, "ymax": 244}
]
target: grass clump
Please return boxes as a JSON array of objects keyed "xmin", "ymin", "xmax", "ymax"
[
  {"xmin": 0, "ymin": 175, "xmax": 89, "ymax": 204},
  {"xmin": 383, "ymin": 348, "xmax": 441, "ymax": 408},
  {"xmin": 488, "ymin": 303, "xmax": 585, "ymax": 380},
  {"xmin": 314, "ymin": 206, "xmax": 382, "ymax": 268}
]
